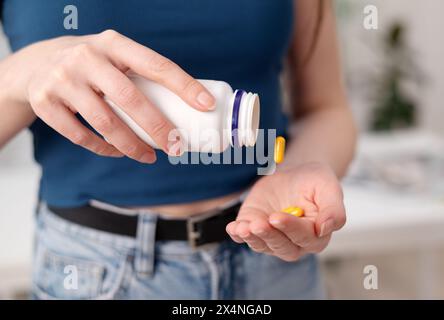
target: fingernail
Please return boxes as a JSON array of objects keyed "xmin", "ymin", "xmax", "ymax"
[
  {"xmin": 197, "ymin": 91, "xmax": 215, "ymax": 110},
  {"xmin": 174, "ymin": 145, "xmax": 184, "ymax": 156},
  {"xmin": 140, "ymin": 152, "xmax": 156, "ymax": 164},
  {"xmin": 167, "ymin": 138, "xmax": 184, "ymax": 157},
  {"xmin": 269, "ymin": 219, "xmax": 282, "ymax": 226},
  {"xmin": 319, "ymin": 219, "xmax": 334, "ymax": 237}
]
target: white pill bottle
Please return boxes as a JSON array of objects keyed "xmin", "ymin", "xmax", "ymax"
[{"xmin": 106, "ymin": 74, "xmax": 260, "ymax": 153}]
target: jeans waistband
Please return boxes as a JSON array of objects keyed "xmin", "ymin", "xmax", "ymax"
[{"xmin": 37, "ymin": 200, "xmax": 241, "ymax": 277}]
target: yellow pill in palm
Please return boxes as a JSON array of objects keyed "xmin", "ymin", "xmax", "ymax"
[
  {"xmin": 274, "ymin": 136, "xmax": 286, "ymax": 164},
  {"xmin": 282, "ymin": 206, "xmax": 305, "ymax": 217}
]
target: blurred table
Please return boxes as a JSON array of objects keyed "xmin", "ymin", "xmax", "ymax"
[
  {"xmin": 321, "ymin": 129, "xmax": 444, "ymax": 299},
  {"xmin": 322, "ymin": 186, "xmax": 444, "ymax": 257}
]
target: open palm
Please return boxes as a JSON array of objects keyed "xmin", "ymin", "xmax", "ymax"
[{"xmin": 226, "ymin": 163, "xmax": 346, "ymax": 261}]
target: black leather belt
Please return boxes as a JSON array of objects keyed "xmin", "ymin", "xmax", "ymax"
[{"xmin": 47, "ymin": 202, "xmax": 241, "ymax": 248}]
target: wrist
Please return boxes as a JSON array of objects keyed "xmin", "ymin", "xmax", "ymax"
[
  {"xmin": 0, "ymin": 57, "xmax": 36, "ymax": 122},
  {"xmin": 3, "ymin": 55, "xmax": 31, "ymax": 104}
]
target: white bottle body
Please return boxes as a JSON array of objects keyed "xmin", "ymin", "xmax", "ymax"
[{"xmin": 106, "ymin": 75, "xmax": 259, "ymax": 153}]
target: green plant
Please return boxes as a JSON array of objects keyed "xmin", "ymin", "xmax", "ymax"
[{"xmin": 370, "ymin": 22, "xmax": 421, "ymax": 131}]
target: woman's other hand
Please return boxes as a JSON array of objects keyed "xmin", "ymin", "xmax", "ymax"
[{"xmin": 226, "ymin": 162, "xmax": 346, "ymax": 261}]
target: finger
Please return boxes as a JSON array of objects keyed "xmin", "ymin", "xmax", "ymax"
[
  {"xmin": 60, "ymin": 83, "xmax": 157, "ymax": 163},
  {"xmin": 100, "ymin": 30, "xmax": 215, "ymax": 111},
  {"xmin": 248, "ymin": 218, "xmax": 301, "ymax": 261},
  {"xmin": 236, "ymin": 204, "xmax": 269, "ymax": 222},
  {"xmin": 271, "ymin": 213, "xmax": 332, "ymax": 253},
  {"xmin": 316, "ymin": 203, "xmax": 346, "ymax": 237},
  {"xmin": 80, "ymin": 53, "xmax": 178, "ymax": 156},
  {"xmin": 234, "ymin": 221, "xmax": 271, "ymax": 253},
  {"xmin": 315, "ymin": 185, "xmax": 347, "ymax": 237},
  {"xmin": 230, "ymin": 204, "xmax": 265, "ymax": 243},
  {"xmin": 234, "ymin": 220, "xmax": 253, "ymax": 238},
  {"xmin": 34, "ymin": 99, "xmax": 123, "ymax": 157},
  {"xmin": 226, "ymin": 222, "xmax": 244, "ymax": 244},
  {"xmin": 90, "ymin": 65, "xmax": 180, "ymax": 155},
  {"xmin": 268, "ymin": 212, "xmax": 317, "ymax": 248},
  {"xmin": 243, "ymin": 234, "xmax": 272, "ymax": 254},
  {"xmin": 305, "ymin": 234, "xmax": 331, "ymax": 253}
]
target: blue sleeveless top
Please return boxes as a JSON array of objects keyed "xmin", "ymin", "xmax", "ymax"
[{"xmin": 1, "ymin": 0, "xmax": 294, "ymax": 207}]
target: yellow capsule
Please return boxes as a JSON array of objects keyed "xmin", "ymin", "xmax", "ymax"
[
  {"xmin": 274, "ymin": 136, "xmax": 286, "ymax": 164},
  {"xmin": 282, "ymin": 206, "xmax": 305, "ymax": 217}
]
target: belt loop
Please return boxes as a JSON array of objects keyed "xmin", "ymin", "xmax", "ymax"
[{"xmin": 134, "ymin": 213, "xmax": 158, "ymax": 278}]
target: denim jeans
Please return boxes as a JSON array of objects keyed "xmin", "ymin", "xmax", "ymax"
[{"xmin": 32, "ymin": 203, "xmax": 325, "ymax": 300}]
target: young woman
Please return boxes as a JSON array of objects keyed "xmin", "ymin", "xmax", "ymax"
[{"xmin": 0, "ymin": 0, "xmax": 356, "ymax": 299}]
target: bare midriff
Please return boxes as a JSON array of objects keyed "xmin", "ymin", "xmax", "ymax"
[{"xmin": 132, "ymin": 190, "xmax": 244, "ymax": 218}]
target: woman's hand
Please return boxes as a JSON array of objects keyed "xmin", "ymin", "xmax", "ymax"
[
  {"xmin": 226, "ymin": 162, "xmax": 346, "ymax": 261},
  {"xmin": 4, "ymin": 30, "xmax": 214, "ymax": 162}
]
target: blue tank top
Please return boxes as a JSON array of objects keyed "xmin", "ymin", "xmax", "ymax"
[{"xmin": 1, "ymin": 0, "xmax": 294, "ymax": 207}]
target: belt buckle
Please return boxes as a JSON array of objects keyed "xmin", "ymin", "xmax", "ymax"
[
  {"xmin": 186, "ymin": 209, "xmax": 221, "ymax": 250},
  {"xmin": 186, "ymin": 218, "xmax": 201, "ymax": 250}
]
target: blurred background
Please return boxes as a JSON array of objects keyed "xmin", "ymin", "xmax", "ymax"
[{"xmin": 1, "ymin": 0, "xmax": 444, "ymax": 299}]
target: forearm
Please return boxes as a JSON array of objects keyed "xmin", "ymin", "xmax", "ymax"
[
  {"xmin": 279, "ymin": 105, "xmax": 357, "ymax": 178},
  {"xmin": 279, "ymin": 0, "xmax": 356, "ymax": 178}
]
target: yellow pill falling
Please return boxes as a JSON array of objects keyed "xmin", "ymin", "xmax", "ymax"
[
  {"xmin": 282, "ymin": 206, "xmax": 305, "ymax": 217},
  {"xmin": 274, "ymin": 136, "xmax": 286, "ymax": 164}
]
